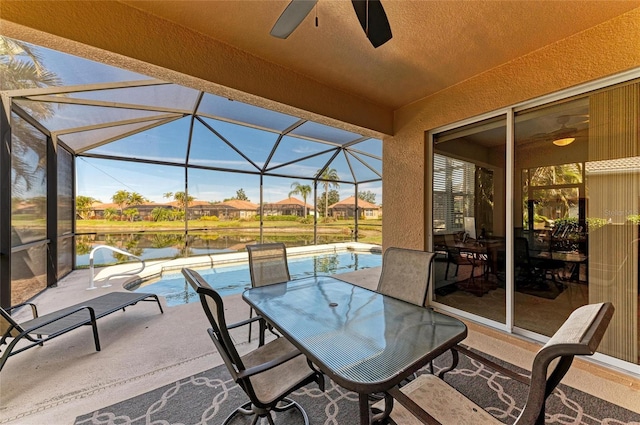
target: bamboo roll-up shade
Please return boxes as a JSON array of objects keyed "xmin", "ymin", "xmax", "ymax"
[
  {"xmin": 589, "ymin": 83, "xmax": 639, "ymax": 159},
  {"xmin": 587, "ymin": 83, "xmax": 639, "ymax": 363}
]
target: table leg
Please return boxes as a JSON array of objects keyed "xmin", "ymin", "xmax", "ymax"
[{"xmin": 359, "ymin": 393, "xmax": 371, "ymax": 425}]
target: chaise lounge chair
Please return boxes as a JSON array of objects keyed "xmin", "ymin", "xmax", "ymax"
[{"xmin": 0, "ymin": 291, "xmax": 163, "ymax": 371}]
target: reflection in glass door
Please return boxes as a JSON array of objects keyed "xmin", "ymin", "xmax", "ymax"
[
  {"xmin": 432, "ymin": 116, "xmax": 506, "ymax": 323},
  {"xmin": 514, "ymin": 99, "xmax": 590, "ymax": 336}
]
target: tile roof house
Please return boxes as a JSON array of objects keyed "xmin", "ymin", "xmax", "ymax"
[
  {"xmin": 208, "ymin": 200, "xmax": 260, "ymax": 220},
  {"xmin": 329, "ymin": 196, "xmax": 381, "ymax": 220},
  {"xmin": 262, "ymin": 197, "xmax": 315, "ymax": 217},
  {"xmin": 90, "ymin": 202, "xmax": 175, "ymax": 220}
]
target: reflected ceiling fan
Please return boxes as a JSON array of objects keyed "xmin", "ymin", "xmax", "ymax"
[
  {"xmin": 531, "ymin": 115, "xmax": 589, "ymax": 147},
  {"xmin": 270, "ymin": 0, "xmax": 392, "ymax": 48}
]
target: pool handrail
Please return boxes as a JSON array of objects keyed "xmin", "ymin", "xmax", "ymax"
[{"xmin": 88, "ymin": 245, "xmax": 145, "ymax": 290}]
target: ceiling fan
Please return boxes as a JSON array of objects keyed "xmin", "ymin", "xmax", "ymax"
[
  {"xmin": 529, "ymin": 115, "xmax": 589, "ymax": 147},
  {"xmin": 270, "ymin": 0, "xmax": 392, "ymax": 48}
]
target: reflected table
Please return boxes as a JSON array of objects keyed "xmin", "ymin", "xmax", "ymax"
[
  {"xmin": 243, "ymin": 276, "xmax": 467, "ymax": 425},
  {"xmin": 537, "ymin": 251, "xmax": 588, "ymax": 283},
  {"xmin": 454, "ymin": 240, "xmax": 504, "ymax": 295}
]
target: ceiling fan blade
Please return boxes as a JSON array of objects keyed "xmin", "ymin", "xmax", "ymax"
[
  {"xmin": 351, "ymin": 0, "xmax": 392, "ymax": 48},
  {"xmin": 270, "ymin": 0, "xmax": 318, "ymax": 39}
]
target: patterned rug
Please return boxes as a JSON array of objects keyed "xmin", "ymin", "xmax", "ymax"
[{"xmin": 75, "ymin": 350, "xmax": 640, "ymax": 425}]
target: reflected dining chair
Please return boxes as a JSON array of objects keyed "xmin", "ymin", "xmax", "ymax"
[
  {"xmin": 378, "ymin": 302, "xmax": 615, "ymax": 425},
  {"xmin": 182, "ymin": 268, "xmax": 324, "ymax": 425},
  {"xmin": 443, "ymin": 233, "xmax": 475, "ymax": 280},
  {"xmin": 376, "ymin": 247, "xmax": 436, "ymax": 307},
  {"xmin": 246, "ymin": 243, "xmax": 291, "ymax": 345}
]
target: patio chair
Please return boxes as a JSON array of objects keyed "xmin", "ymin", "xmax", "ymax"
[
  {"xmin": 246, "ymin": 243, "xmax": 290, "ymax": 345},
  {"xmin": 372, "ymin": 247, "xmax": 437, "ymax": 397},
  {"xmin": 514, "ymin": 237, "xmax": 564, "ymax": 291},
  {"xmin": 443, "ymin": 233, "xmax": 475, "ymax": 280},
  {"xmin": 376, "ymin": 247, "xmax": 436, "ymax": 307},
  {"xmin": 182, "ymin": 268, "xmax": 324, "ymax": 425},
  {"xmin": 378, "ymin": 302, "xmax": 615, "ymax": 425},
  {"xmin": 0, "ymin": 291, "xmax": 163, "ymax": 371}
]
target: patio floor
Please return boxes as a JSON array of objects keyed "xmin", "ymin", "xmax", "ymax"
[{"xmin": 1, "ymin": 261, "xmax": 638, "ymax": 424}]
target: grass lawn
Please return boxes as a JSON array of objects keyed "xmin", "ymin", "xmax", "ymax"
[{"xmin": 76, "ymin": 219, "xmax": 382, "ymax": 245}]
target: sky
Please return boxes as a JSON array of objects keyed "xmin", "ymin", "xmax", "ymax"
[{"xmin": 10, "ymin": 37, "xmax": 383, "ymax": 206}]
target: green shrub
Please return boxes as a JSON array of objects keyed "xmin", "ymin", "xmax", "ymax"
[
  {"xmin": 586, "ymin": 217, "xmax": 607, "ymax": 229},
  {"xmin": 627, "ymin": 214, "xmax": 640, "ymax": 225},
  {"xmin": 261, "ymin": 215, "xmax": 299, "ymax": 222},
  {"xmin": 200, "ymin": 215, "xmax": 219, "ymax": 221}
]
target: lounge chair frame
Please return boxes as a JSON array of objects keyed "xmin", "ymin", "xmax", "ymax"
[{"xmin": 1, "ymin": 291, "xmax": 163, "ymax": 371}]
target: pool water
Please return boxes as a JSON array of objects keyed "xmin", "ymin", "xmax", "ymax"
[{"xmin": 132, "ymin": 251, "xmax": 381, "ymax": 307}]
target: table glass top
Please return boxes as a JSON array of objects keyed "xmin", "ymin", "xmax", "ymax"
[{"xmin": 243, "ymin": 276, "xmax": 467, "ymax": 389}]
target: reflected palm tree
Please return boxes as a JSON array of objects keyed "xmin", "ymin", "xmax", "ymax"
[
  {"xmin": 150, "ymin": 233, "xmax": 182, "ymax": 248},
  {"xmin": 2, "ymin": 37, "xmax": 61, "ymax": 194},
  {"xmin": 313, "ymin": 253, "xmax": 339, "ymax": 274}
]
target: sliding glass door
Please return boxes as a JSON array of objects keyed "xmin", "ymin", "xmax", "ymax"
[
  {"xmin": 432, "ymin": 116, "xmax": 507, "ymax": 324},
  {"xmin": 431, "ymin": 77, "xmax": 639, "ymax": 369}
]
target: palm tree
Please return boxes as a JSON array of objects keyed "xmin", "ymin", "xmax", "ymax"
[
  {"xmin": 174, "ymin": 191, "xmax": 195, "ymax": 218},
  {"xmin": 104, "ymin": 207, "xmax": 118, "ymax": 221},
  {"xmin": 128, "ymin": 192, "xmax": 146, "ymax": 206},
  {"xmin": 317, "ymin": 168, "xmax": 339, "ymax": 218},
  {"xmin": 112, "ymin": 190, "xmax": 130, "ymax": 219},
  {"xmin": 75, "ymin": 195, "xmax": 96, "ymax": 220},
  {"xmin": 289, "ymin": 182, "xmax": 312, "ymax": 217}
]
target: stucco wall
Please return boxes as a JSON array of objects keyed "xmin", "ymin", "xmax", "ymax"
[{"xmin": 383, "ymin": 7, "xmax": 640, "ymax": 251}]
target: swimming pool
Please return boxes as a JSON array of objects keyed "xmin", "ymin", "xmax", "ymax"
[{"xmin": 130, "ymin": 251, "xmax": 381, "ymax": 307}]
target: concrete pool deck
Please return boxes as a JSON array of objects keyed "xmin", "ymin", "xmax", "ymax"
[{"xmin": 1, "ymin": 245, "xmax": 638, "ymax": 424}]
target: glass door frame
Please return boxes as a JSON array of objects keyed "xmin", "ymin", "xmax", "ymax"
[{"xmin": 426, "ymin": 67, "xmax": 640, "ymax": 375}]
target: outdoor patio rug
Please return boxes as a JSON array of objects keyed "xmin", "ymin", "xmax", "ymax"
[{"xmin": 75, "ymin": 350, "xmax": 640, "ymax": 425}]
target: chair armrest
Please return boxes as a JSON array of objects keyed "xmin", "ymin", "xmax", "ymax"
[
  {"xmin": 227, "ymin": 315, "xmax": 262, "ymax": 330},
  {"xmin": 7, "ymin": 302, "xmax": 39, "ymax": 318},
  {"xmin": 454, "ymin": 344, "xmax": 530, "ymax": 385},
  {"xmin": 20, "ymin": 305, "xmax": 98, "ymax": 334},
  {"xmin": 236, "ymin": 348, "xmax": 302, "ymax": 379}
]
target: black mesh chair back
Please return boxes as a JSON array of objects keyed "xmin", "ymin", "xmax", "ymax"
[
  {"xmin": 246, "ymin": 243, "xmax": 291, "ymax": 344},
  {"xmin": 182, "ymin": 267, "xmax": 323, "ymax": 424},
  {"xmin": 181, "ymin": 268, "xmax": 244, "ymax": 376},
  {"xmin": 246, "ymin": 243, "xmax": 291, "ymax": 287}
]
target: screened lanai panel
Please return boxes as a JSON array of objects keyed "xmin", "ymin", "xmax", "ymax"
[
  {"xmin": 344, "ymin": 151, "xmax": 382, "ymax": 182},
  {"xmin": 199, "ymin": 117, "xmax": 278, "ymax": 168},
  {"xmin": 41, "ymin": 83, "xmax": 200, "ymax": 113},
  {"xmin": 188, "ymin": 168, "xmax": 260, "ymax": 206},
  {"xmin": 59, "ymin": 118, "xmax": 176, "ymax": 153},
  {"xmin": 14, "ymin": 99, "xmax": 174, "ymax": 133},
  {"xmin": 347, "ymin": 138, "xmax": 383, "ymax": 158},
  {"xmin": 84, "ymin": 117, "xmax": 190, "ymax": 163},
  {"xmin": 11, "ymin": 113, "xmax": 47, "ymax": 246},
  {"xmin": 262, "ymin": 175, "xmax": 313, "ymax": 209},
  {"xmin": 198, "ymin": 93, "xmax": 300, "ymax": 132},
  {"xmin": 269, "ymin": 135, "xmax": 338, "ymax": 168},
  {"xmin": 324, "ymin": 150, "xmax": 358, "ymax": 183},
  {"xmin": 24, "ymin": 40, "xmax": 152, "ymax": 86},
  {"xmin": 267, "ymin": 150, "xmax": 339, "ymax": 179},
  {"xmin": 289, "ymin": 121, "xmax": 362, "ymax": 145},
  {"xmin": 75, "ymin": 158, "xmax": 184, "ymax": 206},
  {"xmin": 189, "ymin": 119, "xmax": 259, "ymax": 172}
]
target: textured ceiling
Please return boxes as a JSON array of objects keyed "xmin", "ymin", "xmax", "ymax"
[{"xmin": 119, "ymin": 0, "xmax": 640, "ymax": 110}]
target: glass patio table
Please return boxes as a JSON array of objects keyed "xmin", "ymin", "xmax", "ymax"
[{"xmin": 243, "ymin": 275, "xmax": 468, "ymax": 424}]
